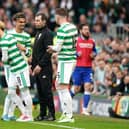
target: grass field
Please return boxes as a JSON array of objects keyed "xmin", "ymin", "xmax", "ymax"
[
  {"xmin": 0, "ymin": 89, "xmax": 129, "ymax": 129},
  {"xmin": 0, "ymin": 105, "xmax": 129, "ymax": 129}
]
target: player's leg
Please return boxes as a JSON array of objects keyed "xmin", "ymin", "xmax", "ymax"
[
  {"xmin": 16, "ymin": 68, "xmax": 33, "ymax": 121},
  {"xmin": 82, "ymin": 67, "xmax": 93, "ymax": 115},
  {"xmin": 1, "ymin": 94, "xmax": 12, "ymax": 121},
  {"xmin": 8, "ymin": 101, "xmax": 16, "ymax": 120},
  {"xmin": 56, "ymin": 61, "xmax": 75, "ymax": 123},
  {"xmin": 20, "ymin": 88, "xmax": 33, "ymax": 120},
  {"xmin": 8, "ymin": 87, "xmax": 21, "ymax": 120},
  {"xmin": 1, "ymin": 66, "xmax": 16, "ymax": 121},
  {"xmin": 8, "ymin": 73, "xmax": 26, "ymax": 117},
  {"xmin": 1, "ymin": 66, "xmax": 10, "ymax": 120},
  {"xmin": 8, "ymin": 88, "xmax": 26, "ymax": 115},
  {"xmin": 70, "ymin": 67, "xmax": 81, "ymax": 97},
  {"xmin": 2, "ymin": 84, "xmax": 26, "ymax": 121}
]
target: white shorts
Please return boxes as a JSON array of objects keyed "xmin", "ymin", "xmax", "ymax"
[
  {"xmin": 4, "ymin": 66, "xmax": 30, "ymax": 89},
  {"xmin": 56, "ymin": 61, "xmax": 76, "ymax": 84}
]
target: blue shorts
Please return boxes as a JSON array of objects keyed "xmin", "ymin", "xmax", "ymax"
[{"xmin": 72, "ymin": 67, "xmax": 93, "ymax": 86}]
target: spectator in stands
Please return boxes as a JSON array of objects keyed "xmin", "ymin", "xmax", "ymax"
[
  {"xmin": 121, "ymin": 55, "xmax": 129, "ymax": 72},
  {"xmin": 48, "ymin": 0, "xmax": 59, "ymax": 30},
  {"xmin": 123, "ymin": 74, "xmax": 129, "ymax": 94},
  {"xmin": 94, "ymin": 60, "xmax": 107, "ymax": 95},
  {"xmin": 106, "ymin": 66, "xmax": 124, "ymax": 99},
  {"xmin": 79, "ymin": 14, "xmax": 88, "ymax": 25},
  {"xmin": 102, "ymin": 36, "xmax": 113, "ymax": 54}
]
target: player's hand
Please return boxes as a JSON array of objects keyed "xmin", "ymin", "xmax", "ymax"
[
  {"xmin": 90, "ymin": 52, "xmax": 96, "ymax": 59},
  {"xmin": 76, "ymin": 51, "xmax": 82, "ymax": 57},
  {"xmin": 17, "ymin": 44, "xmax": 26, "ymax": 52},
  {"xmin": 47, "ymin": 45, "xmax": 54, "ymax": 53},
  {"xmin": 28, "ymin": 56, "xmax": 32, "ymax": 64},
  {"xmin": 29, "ymin": 65, "xmax": 33, "ymax": 75},
  {"xmin": 32, "ymin": 65, "xmax": 42, "ymax": 75}
]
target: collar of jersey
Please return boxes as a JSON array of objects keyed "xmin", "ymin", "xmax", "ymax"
[{"xmin": 61, "ymin": 22, "xmax": 69, "ymax": 27}]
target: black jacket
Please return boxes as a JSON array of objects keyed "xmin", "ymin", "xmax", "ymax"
[{"xmin": 32, "ymin": 26, "xmax": 53, "ymax": 69}]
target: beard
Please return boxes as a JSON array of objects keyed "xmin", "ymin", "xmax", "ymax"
[{"xmin": 82, "ymin": 32, "xmax": 90, "ymax": 40}]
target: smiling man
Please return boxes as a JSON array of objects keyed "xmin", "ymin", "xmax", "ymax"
[
  {"xmin": 0, "ymin": 20, "xmax": 33, "ymax": 122},
  {"xmin": 1, "ymin": 12, "xmax": 33, "ymax": 121}
]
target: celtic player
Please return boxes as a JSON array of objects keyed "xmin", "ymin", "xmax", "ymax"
[
  {"xmin": 0, "ymin": 20, "xmax": 33, "ymax": 121},
  {"xmin": 6, "ymin": 12, "xmax": 32, "ymax": 120},
  {"xmin": 47, "ymin": 8, "xmax": 78, "ymax": 123}
]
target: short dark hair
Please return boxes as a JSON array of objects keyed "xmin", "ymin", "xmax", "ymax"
[
  {"xmin": 13, "ymin": 12, "xmax": 26, "ymax": 21},
  {"xmin": 79, "ymin": 23, "xmax": 89, "ymax": 30},
  {"xmin": 35, "ymin": 12, "xmax": 48, "ymax": 21},
  {"xmin": 55, "ymin": 8, "xmax": 68, "ymax": 17}
]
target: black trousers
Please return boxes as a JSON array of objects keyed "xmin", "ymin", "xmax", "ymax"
[{"xmin": 35, "ymin": 67, "xmax": 55, "ymax": 117}]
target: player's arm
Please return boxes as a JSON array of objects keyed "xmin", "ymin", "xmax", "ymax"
[
  {"xmin": 47, "ymin": 30, "xmax": 64, "ymax": 53},
  {"xmin": 1, "ymin": 49, "xmax": 8, "ymax": 62},
  {"xmin": 24, "ymin": 35, "xmax": 32, "ymax": 57},
  {"xmin": 1, "ymin": 41, "xmax": 9, "ymax": 63},
  {"xmin": 17, "ymin": 43, "xmax": 26, "ymax": 52},
  {"xmin": 90, "ymin": 41, "xmax": 97, "ymax": 59},
  {"xmin": 47, "ymin": 43, "xmax": 62, "ymax": 53},
  {"xmin": 17, "ymin": 35, "xmax": 32, "ymax": 57},
  {"xmin": 1, "ymin": 38, "xmax": 9, "ymax": 63}
]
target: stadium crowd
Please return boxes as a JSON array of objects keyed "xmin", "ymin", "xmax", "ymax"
[
  {"xmin": 0, "ymin": 0, "xmax": 129, "ymax": 34},
  {"xmin": 0, "ymin": 0, "xmax": 129, "ymax": 119}
]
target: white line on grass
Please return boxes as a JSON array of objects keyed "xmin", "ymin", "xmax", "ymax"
[{"xmin": 30, "ymin": 121, "xmax": 85, "ymax": 129}]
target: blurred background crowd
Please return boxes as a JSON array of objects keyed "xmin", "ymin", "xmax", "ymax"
[{"xmin": 0, "ymin": 0, "xmax": 129, "ymax": 99}]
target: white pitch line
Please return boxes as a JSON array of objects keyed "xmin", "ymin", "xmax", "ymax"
[{"xmin": 30, "ymin": 121, "xmax": 85, "ymax": 129}]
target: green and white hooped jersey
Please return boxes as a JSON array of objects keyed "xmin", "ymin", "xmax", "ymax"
[
  {"xmin": 7, "ymin": 29, "xmax": 31, "ymax": 57},
  {"xmin": 0, "ymin": 33, "xmax": 27, "ymax": 74},
  {"xmin": 57, "ymin": 22, "xmax": 78, "ymax": 61}
]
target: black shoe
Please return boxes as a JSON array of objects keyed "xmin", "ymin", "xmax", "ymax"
[
  {"xmin": 47, "ymin": 112, "xmax": 56, "ymax": 121},
  {"xmin": 34, "ymin": 115, "xmax": 48, "ymax": 121}
]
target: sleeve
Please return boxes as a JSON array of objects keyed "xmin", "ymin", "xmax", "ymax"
[
  {"xmin": 38, "ymin": 31, "xmax": 53, "ymax": 68},
  {"xmin": 93, "ymin": 40, "xmax": 97, "ymax": 55},
  {"xmin": 52, "ymin": 29, "xmax": 65, "ymax": 52},
  {"xmin": 2, "ymin": 49, "xmax": 8, "ymax": 62},
  {"xmin": 1, "ymin": 43, "xmax": 8, "ymax": 63},
  {"xmin": 52, "ymin": 43, "xmax": 62, "ymax": 52},
  {"xmin": 25, "ymin": 34, "xmax": 32, "ymax": 57}
]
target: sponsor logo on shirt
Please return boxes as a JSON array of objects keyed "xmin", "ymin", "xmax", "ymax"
[{"xmin": 79, "ymin": 43, "xmax": 93, "ymax": 48}]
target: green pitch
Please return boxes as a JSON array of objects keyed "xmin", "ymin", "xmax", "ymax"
[{"xmin": 0, "ymin": 106, "xmax": 129, "ymax": 129}]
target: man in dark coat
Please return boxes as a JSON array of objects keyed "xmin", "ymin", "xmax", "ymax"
[{"xmin": 31, "ymin": 12, "xmax": 55, "ymax": 121}]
